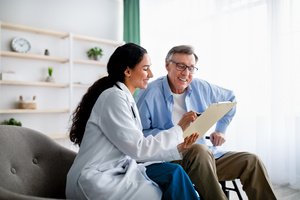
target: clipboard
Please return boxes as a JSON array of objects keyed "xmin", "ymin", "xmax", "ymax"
[{"xmin": 183, "ymin": 102, "xmax": 237, "ymax": 138}]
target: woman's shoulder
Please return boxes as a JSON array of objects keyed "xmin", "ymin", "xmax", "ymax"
[
  {"xmin": 92, "ymin": 87, "xmax": 128, "ymax": 117},
  {"xmin": 101, "ymin": 87, "xmax": 127, "ymax": 102}
]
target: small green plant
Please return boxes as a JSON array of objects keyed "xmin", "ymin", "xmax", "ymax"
[
  {"xmin": 1, "ymin": 118, "xmax": 22, "ymax": 126},
  {"xmin": 87, "ymin": 47, "xmax": 103, "ymax": 60},
  {"xmin": 46, "ymin": 67, "xmax": 55, "ymax": 82},
  {"xmin": 48, "ymin": 67, "xmax": 53, "ymax": 77}
]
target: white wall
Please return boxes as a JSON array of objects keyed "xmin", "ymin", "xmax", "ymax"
[{"xmin": 0, "ymin": 0, "xmax": 123, "ymax": 40}]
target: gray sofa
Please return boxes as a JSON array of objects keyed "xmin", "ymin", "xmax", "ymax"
[{"xmin": 0, "ymin": 125, "xmax": 77, "ymax": 200}]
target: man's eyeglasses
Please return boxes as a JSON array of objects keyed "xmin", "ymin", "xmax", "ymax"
[{"xmin": 170, "ymin": 60, "xmax": 198, "ymax": 73}]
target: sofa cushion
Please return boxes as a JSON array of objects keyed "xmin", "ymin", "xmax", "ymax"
[{"xmin": 0, "ymin": 125, "xmax": 76, "ymax": 199}]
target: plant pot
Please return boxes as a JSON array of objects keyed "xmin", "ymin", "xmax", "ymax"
[
  {"xmin": 91, "ymin": 55, "xmax": 101, "ymax": 61},
  {"xmin": 45, "ymin": 76, "xmax": 55, "ymax": 82}
]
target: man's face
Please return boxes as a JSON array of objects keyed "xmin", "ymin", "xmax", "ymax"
[{"xmin": 165, "ymin": 53, "xmax": 196, "ymax": 94}]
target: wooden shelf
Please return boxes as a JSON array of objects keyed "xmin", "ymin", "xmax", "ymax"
[
  {"xmin": 50, "ymin": 133, "xmax": 69, "ymax": 139},
  {"xmin": 73, "ymin": 83, "xmax": 90, "ymax": 88},
  {"xmin": 73, "ymin": 59, "xmax": 106, "ymax": 66},
  {"xmin": 0, "ymin": 80, "xmax": 69, "ymax": 88},
  {"xmin": 0, "ymin": 51, "xmax": 69, "ymax": 63},
  {"xmin": 73, "ymin": 34, "xmax": 123, "ymax": 47},
  {"xmin": 0, "ymin": 108, "xmax": 70, "ymax": 114},
  {"xmin": 1, "ymin": 22, "xmax": 69, "ymax": 38}
]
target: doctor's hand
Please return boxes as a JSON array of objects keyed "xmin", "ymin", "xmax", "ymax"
[
  {"xmin": 177, "ymin": 133, "xmax": 199, "ymax": 155},
  {"xmin": 209, "ymin": 131, "xmax": 226, "ymax": 146},
  {"xmin": 177, "ymin": 111, "xmax": 198, "ymax": 131}
]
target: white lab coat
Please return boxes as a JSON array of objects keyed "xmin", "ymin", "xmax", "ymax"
[{"xmin": 66, "ymin": 82, "xmax": 184, "ymax": 200}]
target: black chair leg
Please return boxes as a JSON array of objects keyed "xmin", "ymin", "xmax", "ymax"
[
  {"xmin": 232, "ymin": 180, "xmax": 243, "ymax": 200},
  {"xmin": 219, "ymin": 180, "xmax": 243, "ymax": 200},
  {"xmin": 220, "ymin": 181, "xmax": 230, "ymax": 198}
]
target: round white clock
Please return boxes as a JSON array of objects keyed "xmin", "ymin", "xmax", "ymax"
[{"xmin": 11, "ymin": 37, "xmax": 31, "ymax": 53}]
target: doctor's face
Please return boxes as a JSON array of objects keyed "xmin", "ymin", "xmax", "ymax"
[{"xmin": 125, "ymin": 53, "xmax": 153, "ymax": 93}]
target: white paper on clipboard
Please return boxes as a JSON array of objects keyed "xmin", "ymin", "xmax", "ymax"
[{"xmin": 183, "ymin": 102, "xmax": 237, "ymax": 138}]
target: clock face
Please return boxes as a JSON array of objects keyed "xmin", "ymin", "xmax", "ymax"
[{"xmin": 11, "ymin": 37, "xmax": 31, "ymax": 53}]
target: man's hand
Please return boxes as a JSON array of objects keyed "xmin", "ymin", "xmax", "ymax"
[
  {"xmin": 177, "ymin": 111, "xmax": 198, "ymax": 131},
  {"xmin": 210, "ymin": 131, "xmax": 226, "ymax": 146},
  {"xmin": 177, "ymin": 133, "xmax": 199, "ymax": 155}
]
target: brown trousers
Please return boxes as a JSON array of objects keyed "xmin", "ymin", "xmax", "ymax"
[{"xmin": 172, "ymin": 144, "xmax": 277, "ymax": 200}]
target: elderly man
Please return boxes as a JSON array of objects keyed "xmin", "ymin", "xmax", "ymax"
[{"xmin": 136, "ymin": 45, "xmax": 277, "ymax": 200}]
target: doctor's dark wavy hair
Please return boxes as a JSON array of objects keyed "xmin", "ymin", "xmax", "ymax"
[{"xmin": 69, "ymin": 43, "xmax": 147, "ymax": 146}]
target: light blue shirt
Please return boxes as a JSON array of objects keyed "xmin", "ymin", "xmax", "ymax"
[{"xmin": 135, "ymin": 76, "xmax": 236, "ymax": 158}]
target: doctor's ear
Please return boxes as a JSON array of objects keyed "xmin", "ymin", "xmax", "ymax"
[{"xmin": 124, "ymin": 67, "xmax": 131, "ymax": 77}]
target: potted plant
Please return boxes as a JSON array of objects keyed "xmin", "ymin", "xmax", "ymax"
[
  {"xmin": 1, "ymin": 118, "xmax": 22, "ymax": 126},
  {"xmin": 87, "ymin": 47, "xmax": 103, "ymax": 60},
  {"xmin": 45, "ymin": 67, "xmax": 55, "ymax": 82}
]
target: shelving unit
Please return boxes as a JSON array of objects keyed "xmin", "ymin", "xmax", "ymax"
[
  {"xmin": 73, "ymin": 59, "xmax": 106, "ymax": 66},
  {"xmin": 72, "ymin": 83, "xmax": 90, "ymax": 89},
  {"xmin": 69, "ymin": 32, "xmax": 123, "ymax": 112},
  {"xmin": 0, "ymin": 108, "xmax": 69, "ymax": 114},
  {"xmin": 0, "ymin": 51, "xmax": 69, "ymax": 63},
  {"xmin": 0, "ymin": 21, "xmax": 123, "ymax": 139},
  {"xmin": 0, "ymin": 80, "xmax": 69, "ymax": 88},
  {"xmin": 1, "ymin": 22, "xmax": 69, "ymax": 38},
  {"xmin": 73, "ymin": 34, "xmax": 121, "ymax": 47}
]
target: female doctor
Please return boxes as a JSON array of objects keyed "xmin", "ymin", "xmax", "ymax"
[{"xmin": 66, "ymin": 43, "xmax": 200, "ymax": 200}]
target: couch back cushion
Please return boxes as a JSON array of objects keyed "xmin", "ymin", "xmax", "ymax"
[{"xmin": 0, "ymin": 125, "xmax": 77, "ymax": 198}]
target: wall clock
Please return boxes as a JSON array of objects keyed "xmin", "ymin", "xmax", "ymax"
[{"xmin": 11, "ymin": 37, "xmax": 31, "ymax": 53}]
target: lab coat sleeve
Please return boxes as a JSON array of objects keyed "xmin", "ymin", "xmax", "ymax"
[{"xmin": 98, "ymin": 90, "xmax": 183, "ymax": 162}]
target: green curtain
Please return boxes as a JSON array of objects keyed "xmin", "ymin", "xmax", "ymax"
[{"xmin": 123, "ymin": 0, "xmax": 140, "ymax": 44}]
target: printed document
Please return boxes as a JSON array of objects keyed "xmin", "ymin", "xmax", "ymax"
[{"xmin": 183, "ymin": 102, "xmax": 237, "ymax": 138}]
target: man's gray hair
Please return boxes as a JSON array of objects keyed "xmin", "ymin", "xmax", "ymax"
[{"xmin": 165, "ymin": 45, "xmax": 198, "ymax": 63}]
